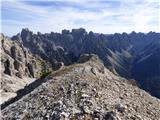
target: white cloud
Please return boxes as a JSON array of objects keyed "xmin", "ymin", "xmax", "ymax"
[{"xmin": 1, "ymin": 0, "xmax": 160, "ymax": 36}]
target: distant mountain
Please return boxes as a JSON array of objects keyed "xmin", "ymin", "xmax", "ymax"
[
  {"xmin": 132, "ymin": 42, "xmax": 160, "ymax": 98},
  {"xmin": 12, "ymin": 29, "xmax": 74, "ymax": 66},
  {"xmin": 12, "ymin": 28, "xmax": 133, "ymax": 77},
  {"xmin": 11, "ymin": 28, "xmax": 160, "ymax": 98}
]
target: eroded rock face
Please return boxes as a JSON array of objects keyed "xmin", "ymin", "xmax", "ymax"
[
  {"xmin": 2, "ymin": 55, "xmax": 160, "ymax": 119},
  {"xmin": 1, "ymin": 34, "xmax": 46, "ymax": 78},
  {"xmin": 0, "ymin": 34, "xmax": 52, "ymax": 104}
]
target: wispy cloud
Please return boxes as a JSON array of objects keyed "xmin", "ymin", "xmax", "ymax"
[{"xmin": 1, "ymin": 0, "xmax": 160, "ymax": 36}]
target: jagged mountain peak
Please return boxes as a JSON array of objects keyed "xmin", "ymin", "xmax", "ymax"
[{"xmin": 9, "ymin": 29, "xmax": 160, "ymax": 99}]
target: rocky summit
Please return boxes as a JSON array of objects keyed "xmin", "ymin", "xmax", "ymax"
[{"xmin": 1, "ymin": 54, "xmax": 160, "ymax": 120}]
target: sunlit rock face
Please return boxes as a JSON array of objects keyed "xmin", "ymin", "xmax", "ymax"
[{"xmin": 0, "ymin": 34, "xmax": 51, "ymax": 104}]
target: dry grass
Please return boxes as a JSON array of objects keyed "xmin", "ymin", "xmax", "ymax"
[{"xmin": 52, "ymin": 64, "xmax": 81, "ymax": 77}]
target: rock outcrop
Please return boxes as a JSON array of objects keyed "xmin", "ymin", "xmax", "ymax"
[
  {"xmin": 0, "ymin": 34, "xmax": 51, "ymax": 104},
  {"xmin": 1, "ymin": 55, "xmax": 160, "ymax": 119},
  {"xmin": 1, "ymin": 34, "xmax": 45, "ymax": 78}
]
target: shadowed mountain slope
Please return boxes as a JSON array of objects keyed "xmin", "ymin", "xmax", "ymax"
[{"xmin": 11, "ymin": 28, "xmax": 160, "ymax": 98}]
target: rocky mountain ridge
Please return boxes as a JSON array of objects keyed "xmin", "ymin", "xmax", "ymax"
[
  {"xmin": 11, "ymin": 28, "xmax": 160, "ymax": 98},
  {"xmin": 1, "ymin": 54, "xmax": 160, "ymax": 120}
]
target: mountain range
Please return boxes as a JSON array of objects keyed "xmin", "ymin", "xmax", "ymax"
[
  {"xmin": 11, "ymin": 28, "xmax": 160, "ymax": 98},
  {"xmin": 1, "ymin": 28, "xmax": 160, "ymax": 119}
]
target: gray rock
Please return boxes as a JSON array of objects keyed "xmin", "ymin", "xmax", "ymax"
[
  {"xmin": 104, "ymin": 111, "xmax": 120, "ymax": 120},
  {"xmin": 115, "ymin": 104, "xmax": 127, "ymax": 113}
]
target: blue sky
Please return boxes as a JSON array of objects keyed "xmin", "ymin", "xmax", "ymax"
[{"xmin": 1, "ymin": 0, "xmax": 160, "ymax": 36}]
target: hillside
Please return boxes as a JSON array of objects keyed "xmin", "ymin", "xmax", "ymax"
[{"xmin": 1, "ymin": 54, "xmax": 160, "ymax": 119}]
